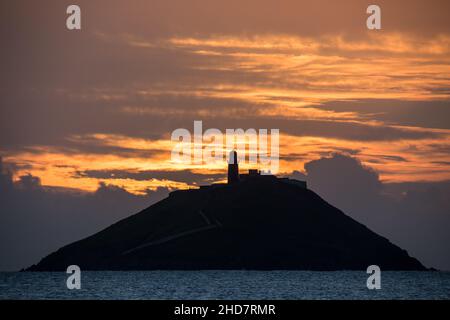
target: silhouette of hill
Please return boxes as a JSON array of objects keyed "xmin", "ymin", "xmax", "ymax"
[{"xmin": 27, "ymin": 176, "xmax": 426, "ymax": 271}]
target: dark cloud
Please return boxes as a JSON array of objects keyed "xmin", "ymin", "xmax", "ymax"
[
  {"xmin": 363, "ymin": 154, "xmax": 409, "ymax": 163},
  {"xmin": 304, "ymin": 154, "xmax": 383, "ymax": 206},
  {"xmin": 431, "ymin": 161, "xmax": 450, "ymax": 166},
  {"xmin": 236, "ymin": 118, "xmax": 439, "ymax": 141},
  {"xmin": 316, "ymin": 99, "xmax": 450, "ymax": 130},
  {"xmin": 293, "ymin": 153, "xmax": 450, "ymax": 270},
  {"xmin": 75, "ymin": 169, "xmax": 224, "ymax": 185},
  {"xmin": 280, "ymin": 153, "xmax": 310, "ymax": 162}
]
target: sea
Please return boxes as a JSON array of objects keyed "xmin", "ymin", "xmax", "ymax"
[{"xmin": 0, "ymin": 271, "xmax": 449, "ymax": 300}]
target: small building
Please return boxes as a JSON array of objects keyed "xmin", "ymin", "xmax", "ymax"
[
  {"xmin": 226, "ymin": 151, "xmax": 307, "ymax": 189},
  {"xmin": 227, "ymin": 150, "xmax": 239, "ymax": 184}
]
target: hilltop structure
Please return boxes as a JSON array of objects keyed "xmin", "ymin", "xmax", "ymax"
[{"xmin": 227, "ymin": 150, "xmax": 307, "ymax": 189}]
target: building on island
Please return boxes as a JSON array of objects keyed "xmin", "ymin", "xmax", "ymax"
[
  {"xmin": 227, "ymin": 150, "xmax": 239, "ymax": 184},
  {"xmin": 226, "ymin": 150, "xmax": 307, "ymax": 189}
]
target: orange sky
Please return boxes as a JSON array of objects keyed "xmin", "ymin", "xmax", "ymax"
[{"xmin": 1, "ymin": 0, "xmax": 450, "ymax": 195}]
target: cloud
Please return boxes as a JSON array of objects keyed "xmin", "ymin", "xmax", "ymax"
[
  {"xmin": 75, "ymin": 169, "xmax": 224, "ymax": 185},
  {"xmin": 315, "ymin": 99, "xmax": 450, "ymax": 130},
  {"xmin": 293, "ymin": 153, "xmax": 450, "ymax": 270},
  {"xmin": 304, "ymin": 153, "xmax": 382, "ymax": 204}
]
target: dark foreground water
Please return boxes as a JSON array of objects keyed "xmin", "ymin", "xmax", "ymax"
[{"xmin": 1, "ymin": 271, "xmax": 449, "ymax": 300}]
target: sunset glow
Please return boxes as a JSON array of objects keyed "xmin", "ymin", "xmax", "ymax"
[{"xmin": 2, "ymin": 1, "xmax": 450, "ymax": 195}]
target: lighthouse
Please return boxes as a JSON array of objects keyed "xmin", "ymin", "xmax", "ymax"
[{"xmin": 227, "ymin": 150, "xmax": 239, "ymax": 184}]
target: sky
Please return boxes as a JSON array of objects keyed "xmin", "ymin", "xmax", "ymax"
[{"xmin": 1, "ymin": 0, "xmax": 450, "ymax": 270}]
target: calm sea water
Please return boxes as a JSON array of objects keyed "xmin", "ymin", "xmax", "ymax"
[{"xmin": 0, "ymin": 271, "xmax": 449, "ymax": 300}]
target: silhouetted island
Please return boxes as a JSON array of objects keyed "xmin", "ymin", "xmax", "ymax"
[{"xmin": 27, "ymin": 151, "xmax": 426, "ymax": 271}]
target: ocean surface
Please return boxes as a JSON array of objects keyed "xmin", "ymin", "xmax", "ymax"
[{"xmin": 1, "ymin": 271, "xmax": 449, "ymax": 300}]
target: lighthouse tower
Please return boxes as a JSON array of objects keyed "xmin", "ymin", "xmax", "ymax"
[{"xmin": 227, "ymin": 150, "xmax": 239, "ymax": 184}]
